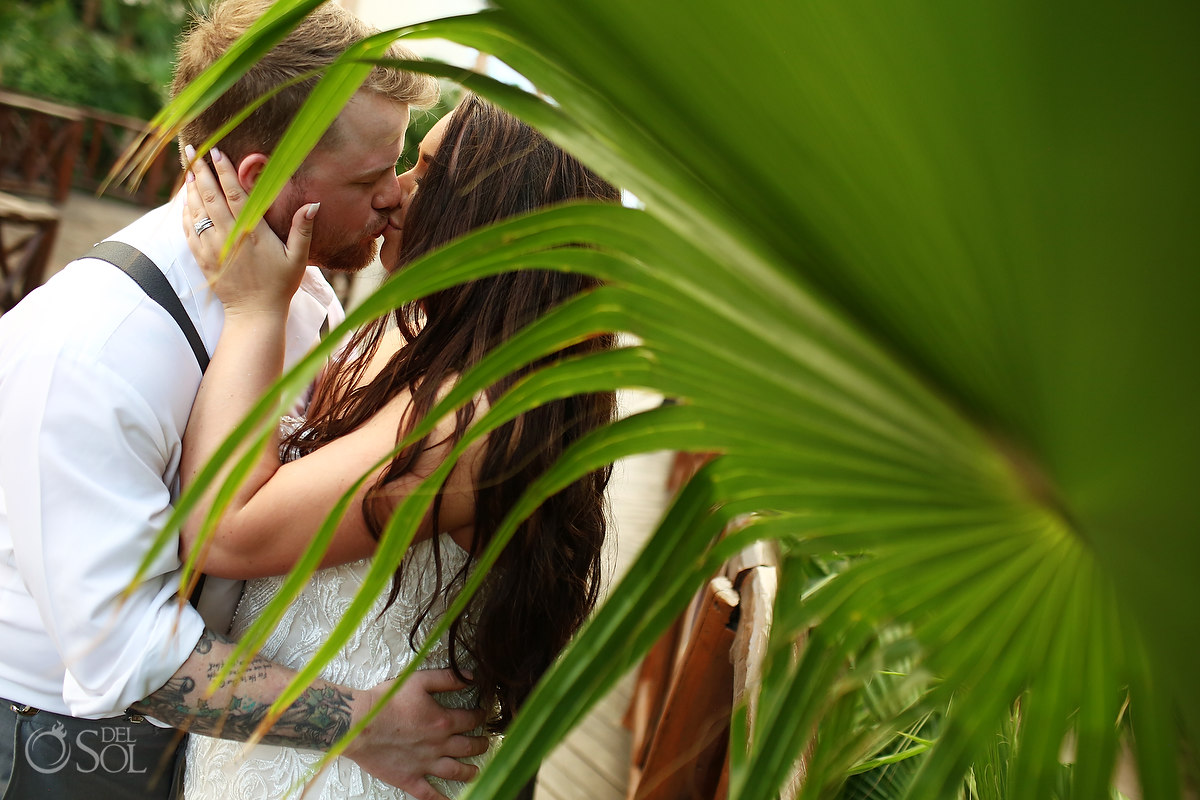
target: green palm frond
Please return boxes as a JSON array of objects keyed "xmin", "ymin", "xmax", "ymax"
[{"xmin": 145, "ymin": 0, "xmax": 1198, "ymax": 797}]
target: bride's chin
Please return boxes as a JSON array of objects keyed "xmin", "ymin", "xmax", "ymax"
[{"xmin": 380, "ymin": 227, "xmax": 402, "ymax": 273}]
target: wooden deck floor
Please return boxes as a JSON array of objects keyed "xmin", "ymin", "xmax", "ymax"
[
  {"xmin": 536, "ymin": 397, "xmax": 673, "ymax": 800},
  {"xmin": 45, "ymin": 190, "xmax": 145, "ymax": 280}
]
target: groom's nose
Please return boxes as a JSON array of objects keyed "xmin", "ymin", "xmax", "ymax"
[{"xmin": 374, "ymin": 173, "xmax": 404, "ymax": 212}]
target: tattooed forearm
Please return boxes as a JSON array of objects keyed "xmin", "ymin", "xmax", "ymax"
[
  {"xmin": 131, "ymin": 627, "xmax": 358, "ymax": 751},
  {"xmin": 275, "ymin": 685, "xmax": 354, "ymax": 748}
]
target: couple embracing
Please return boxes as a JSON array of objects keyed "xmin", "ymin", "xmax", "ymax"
[{"xmin": 0, "ymin": 2, "xmax": 618, "ymax": 798}]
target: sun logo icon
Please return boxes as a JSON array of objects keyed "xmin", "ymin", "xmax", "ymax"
[{"xmin": 25, "ymin": 720, "xmax": 72, "ymax": 774}]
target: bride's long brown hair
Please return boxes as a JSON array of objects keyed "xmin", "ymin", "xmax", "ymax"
[{"xmin": 291, "ymin": 93, "xmax": 619, "ymax": 726}]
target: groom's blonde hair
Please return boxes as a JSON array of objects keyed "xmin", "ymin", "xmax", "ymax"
[{"xmin": 171, "ymin": 0, "xmax": 438, "ymax": 164}]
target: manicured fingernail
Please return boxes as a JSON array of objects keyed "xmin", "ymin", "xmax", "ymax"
[
  {"xmin": 305, "ymin": 202, "xmax": 320, "ymax": 220},
  {"xmin": 186, "ymin": 171, "xmax": 195, "ymax": 184},
  {"xmin": 184, "ymin": 144, "xmax": 196, "ymax": 161},
  {"xmin": 211, "ymin": 147, "xmax": 223, "ymax": 163}
]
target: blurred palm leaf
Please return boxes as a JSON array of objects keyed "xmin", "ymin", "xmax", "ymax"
[{"xmin": 145, "ymin": 0, "xmax": 1198, "ymax": 797}]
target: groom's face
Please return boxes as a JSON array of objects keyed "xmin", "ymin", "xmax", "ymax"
[{"xmin": 268, "ymin": 90, "xmax": 410, "ymax": 273}]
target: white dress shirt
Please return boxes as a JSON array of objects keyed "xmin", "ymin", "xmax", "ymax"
[{"xmin": 0, "ymin": 191, "xmax": 344, "ymax": 718}]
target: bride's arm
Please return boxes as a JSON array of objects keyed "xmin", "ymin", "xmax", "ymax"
[{"xmin": 179, "ymin": 150, "xmax": 477, "ymax": 579}]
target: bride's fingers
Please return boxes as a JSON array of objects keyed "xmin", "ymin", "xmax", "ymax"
[
  {"xmin": 183, "ymin": 163, "xmax": 223, "ymax": 277},
  {"xmin": 207, "ymin": 146, "xmax": 248, "ymax": 218},
  {"xmin": 183, "ymin": 144, "xmax": 237, "ymax": 233}
]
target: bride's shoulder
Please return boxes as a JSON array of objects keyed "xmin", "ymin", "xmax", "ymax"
[{"xmin": 358, "ymin": 327, "xmax": 407, "ymax": 386}]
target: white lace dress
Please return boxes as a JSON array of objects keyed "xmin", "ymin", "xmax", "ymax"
[{"xmin": 184, "ymin": 423, "xmax": 487, "ymax": 799}]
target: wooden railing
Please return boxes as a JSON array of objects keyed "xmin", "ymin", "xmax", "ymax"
[
  {"xmin": 0, "ymin": 88, "xmax": 177, "ymax": 208},
  {"xmin": 0, "ymin": 90, "xmax": 75, "ymax": 309},
  {"xmin": 0, "ymin": 89, "xmax": 83, "ymax": 204},
  {"xmin": 1, "ymin": 89, "xmax": 180, "ymax": 310},
  {"xmin": 75, "ymin": 105, "xmax": 179, "ymax": 207}
]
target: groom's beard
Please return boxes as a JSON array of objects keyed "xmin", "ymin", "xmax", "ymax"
[
  {"xmin": 307, "ymin": 229, "xmax": 380, "ymax": 274},
  {"xmin": 265, "ymin": 200, "xmax": 382, "ymax": 274}
]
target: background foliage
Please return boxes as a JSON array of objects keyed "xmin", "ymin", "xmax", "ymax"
[
  {"xmin": 0, "ymin": 0, "xmax": 202, "ymax": 118},
  {"xmin": 400, "ymin": 83, "xmax": 459, "ymax": 176},
  {"xmin": 141, "ymin": 0, "xmax": 1199, "ymax": 798}
]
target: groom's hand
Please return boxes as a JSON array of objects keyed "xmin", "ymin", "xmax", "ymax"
[{"xmin": 344, "ymin": 668, "xmax": 490, "ymax": 800}]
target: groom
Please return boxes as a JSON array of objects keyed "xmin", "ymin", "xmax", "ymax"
[{"xmin": 0, "ymin": 2, "xmax": 485, "ymax": 799}]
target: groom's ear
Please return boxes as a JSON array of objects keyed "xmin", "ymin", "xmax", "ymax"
[{"xmin": 236, "ymin": 153, "xmax": 270, "ymax": 193}]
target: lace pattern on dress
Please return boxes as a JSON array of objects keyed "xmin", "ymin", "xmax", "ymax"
[{"xmin": 184, "ymin": 417, "xmax": 489, "ymax": 800}]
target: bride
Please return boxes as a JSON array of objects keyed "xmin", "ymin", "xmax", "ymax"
[{"xmin": 178, "ymin": 94, "xmax": 620, "ymax": 799}]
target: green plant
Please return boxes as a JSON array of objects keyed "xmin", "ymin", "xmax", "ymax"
[
  {"xmin": 400, "ymin": 82, "xmax": 460, "ymax": 174},
  {"xmin": 0, "ymin": 0, "xmax": 200, "ymax": 119},
  {"xmin": 137, "ymin": 0, "xmax": 1199, "ymax": 797}
]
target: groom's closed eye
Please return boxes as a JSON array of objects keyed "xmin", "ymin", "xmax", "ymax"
[{"xmin": 351, "ymin": 166, "xmax": 398, "ymax": 186}]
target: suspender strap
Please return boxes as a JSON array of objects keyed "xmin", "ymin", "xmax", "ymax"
[
  {"xmin": 89, "ymin": 240, "xmax": 209, "ymax": 607},
  {"xmin": 89, "ymin": 240, "xmax": 210, "ymax": 374}
]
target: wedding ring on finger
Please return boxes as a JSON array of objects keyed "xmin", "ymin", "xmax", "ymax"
[{"xmin": 193, "ymin": 217, "xmax": 215, "ymax": 236}]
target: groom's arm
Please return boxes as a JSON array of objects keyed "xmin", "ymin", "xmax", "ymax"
[{"xmin": 131, "ymin": 628, "xmax": 489, "ymax": 800}]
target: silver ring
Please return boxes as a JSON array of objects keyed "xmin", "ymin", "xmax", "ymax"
[{"xmin": 193, "ymin": 217, "xmax": 215, "ymax": 236}]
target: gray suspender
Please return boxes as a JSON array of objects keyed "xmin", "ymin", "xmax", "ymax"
[
  {"xmin": 88, "ymin": 240, "xmax": 209, "ymax": 605},
  {"xmin": 88, "ymin": 240, "xmax": 210, "ymax": 374}
]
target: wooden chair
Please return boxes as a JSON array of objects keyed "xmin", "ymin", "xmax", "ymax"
[
  {"xmin": 629, "ymin": 575, "xmax": 739, "ymax": 799},
  {"xmin": 625, "ymin": 536, "xmax": 805, "ymax": 799},
  {"xmin": 0, "ymin": 191, "xmax": 61, "ymax": 311},
  {"xmin": 0, "ymin": 90, "xmax": 84, "ymax": 312}
]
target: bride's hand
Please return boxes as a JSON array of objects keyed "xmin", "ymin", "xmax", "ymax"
[{"xmin": 182, "ymin": 143, "xmax": 315, "ymax": 316}]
